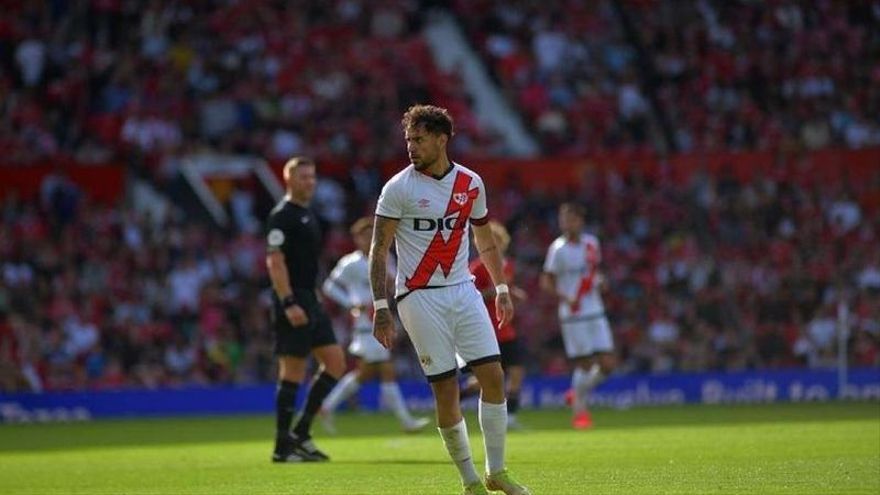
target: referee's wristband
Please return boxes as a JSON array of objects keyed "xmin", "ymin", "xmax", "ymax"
[
  {"xmin": 373, "ymin": 299, "xmax": 389, "ymax": 311},
  {"xmin": 495, "ymin": 283, "xmax": 510, "ymax": 295},
  {"xmin": 281, "ymin": 294, "xmax": 297, "ymax": 309}
]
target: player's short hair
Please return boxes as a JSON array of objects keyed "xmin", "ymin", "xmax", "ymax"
[
  {"xmin": 401, "ymin": 104, "xmax": 454, "ymax": 138},
  {"xmin": 488, "ymin": 220, "xmax": 511, "ymax": 252},
  {"xmin": 283, "ymin": 156, "xmax": 315, "ymax": 180},
  {"xmin": 559, "ymin": 202, "xmax": 586, "ymax": 220},
  {"xmin": 350, "ymin": 216, "xmax": 373, "ymax": 236}
]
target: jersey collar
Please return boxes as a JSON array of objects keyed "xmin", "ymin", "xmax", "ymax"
[{"xmin": 417, "ymin": 161, "xmax": 455, "ymax": 181}]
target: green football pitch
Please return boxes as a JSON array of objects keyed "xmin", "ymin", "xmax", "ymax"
[{"xmin": 1, "ymin": 402, "xmax": 878, "ymax": 494}]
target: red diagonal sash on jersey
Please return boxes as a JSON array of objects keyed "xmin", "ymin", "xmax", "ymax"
[
  {"xmin": 405, "ymin": 172, "xmax": 480, "ymax": 290},
  {"xmin": 570, "ymin": 241, "xmax": 599, "ymax": 313}
]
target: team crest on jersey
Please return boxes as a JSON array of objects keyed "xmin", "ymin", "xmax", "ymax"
[
  {"xmin": 453, "ymin": 192, "xmax": 468, "ymax": 206},
  {"xmin": 419, "ymin": 355, "xmax": 432, "ymax": 368}
]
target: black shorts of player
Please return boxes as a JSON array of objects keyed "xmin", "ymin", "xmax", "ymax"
[
  {"xmin": 499, "ymin": 338, "xmax": 525, "ymax": 368},
  {"xmin": 272, "ymin": 289, "xmax": 337, "ymax": 357},
  {"xmin": 459, "ymin": 338, "xmax": 524, "ymax": 375}
]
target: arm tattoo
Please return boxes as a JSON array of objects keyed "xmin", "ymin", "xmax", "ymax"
[
  {"xmin": 473, "ymin": 222, "xmax": 507, "ymax": 286},
  {"xmin": 369, "ymin": 216, "xmax": 395, "ymax": 302}
]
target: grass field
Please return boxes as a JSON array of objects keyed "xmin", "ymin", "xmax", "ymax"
[{"xmin": 1, "ymin": 402, "xmax": 878, "ymax": 494}]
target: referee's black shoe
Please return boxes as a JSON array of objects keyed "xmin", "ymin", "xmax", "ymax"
[
  {"xmin": 291, "ymin": 433, "xmax": 330, "ymax": 462},
  {"xmin": 272, "ymin": 433, "xmax": 314, "ymax": 463}
]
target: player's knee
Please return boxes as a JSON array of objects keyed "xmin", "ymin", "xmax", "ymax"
[
  {"xmin": 278, "ymin": 357, "xmax": 307, "ymax": 382},
  {"xmin": 474, "ymin": 365, "xmax": 505, "ymax": 400},
  {"xmin": 326, "ymin": 362, "xmax": 345, "ymax": 379},
  {"xmin": 279, "ymin": 368, "xmax": 304, "ymax": 383},
  {"xmin": 318, "ymin": 358, "xmax": 345, "ymax": 379},
  {"xmin": 431, "ymin": 377, "xmax": 460, "ymax": 405},
  {"xmin": 373, "ymin": 361, "xmax": 392, "ymax": 381},
  {"xmin": 314, "ymin": 346, "xmax": 346, "ymax": 378},
  {"xmin": 483, "ymin": 371, "xmax": 504, "ymax": 392}
]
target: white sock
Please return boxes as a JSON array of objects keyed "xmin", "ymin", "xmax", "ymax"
[
  {"xmin": 479, "ymin": 400, "xmax": 507, "ymax": 475},
  {"xmin": 322, "ymin": 371, "xmax": 359, "ymax": 412},
  {"xmin": 439, "ymin": 419, "xmax": 480, "ymax": 485},
  {"xmin": 380, "ymin": 381, "xmax": 414, "ymax": 424},
  {"xmin": 584, "ymin": 364, "xmax": 606, "ymax": 389},
  {"xmin": 572, "ymin": 367, "xmax": 589, "ymax": 413}
]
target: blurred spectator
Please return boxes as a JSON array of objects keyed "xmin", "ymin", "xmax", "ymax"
[{"xmin": 795, "ymin": 304, "xmax": 838, "ymax": 368}]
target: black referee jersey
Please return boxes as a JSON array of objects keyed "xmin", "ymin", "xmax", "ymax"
[{"xmin": 266, "ymin": 199, "xmax": 322, "ymax": 290}]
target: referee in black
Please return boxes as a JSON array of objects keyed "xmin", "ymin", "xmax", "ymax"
[{"xmin": 266, "ymin": 156, "xmax": 344, "ymax": 462}]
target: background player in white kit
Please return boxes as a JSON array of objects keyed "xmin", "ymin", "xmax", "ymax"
[
  {"xmin": 541, "ymin": 202, "xmax": 616, "ymax": 429},
  {"xmin": 370, "ymin": 105, "xmax": 530, "ymax": 495},
  {"xmin": 318, "ymin": 217, "xmax": 430, "ymax": 434}
]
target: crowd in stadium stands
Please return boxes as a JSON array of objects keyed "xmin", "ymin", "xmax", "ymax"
[
  {"xmin": 1, "ymin": 156, "xmax": 878, "ymax": 392},
  {"xmin": 455, "ymin": 0, "xmax": 657, "ymax": 154},
  {"xmin": 631, "ymin": 0, "xmax": 880, "ymax": 152},
  {"xmin": 0, "ymin": 181, "xmax": 274, "ymax": 391},
  {"xmin": 0, "ymin": 0, "xmax": 500, "ymax": 169},
  {"xmin": 456, "ymin": 0, "xmax": 880, "ymax": 154},
  {"xmin": 1, "ymin": 0, "xmax": 879, "ymax": 391},
  {"xmin": 2, "ymin": 1, "xmax": 878, "ymax": 168}
]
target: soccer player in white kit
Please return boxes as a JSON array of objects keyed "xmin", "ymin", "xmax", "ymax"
[
  {"xmin": 541, "ymin": 202, "xmax": 616, "ymax": 429},
  {"xmin": 370, "ymin": 105, "xmax": 530, "ymax": 495},
  {"xmin": 318, "ymin": 217, "xmax": 430, "ymax": 434}
]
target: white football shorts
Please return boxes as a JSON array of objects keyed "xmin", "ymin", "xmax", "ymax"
[
  {"xmin": 396, "ymin": 281, "xmax": 500, "ymax": 381},
  {"xmin": 560, "ymin": 314, "xmax": 614, "ymax": 358},
  {"xmin": 348, "ymin": 328, "xmax": 391, "ymax": 363}
]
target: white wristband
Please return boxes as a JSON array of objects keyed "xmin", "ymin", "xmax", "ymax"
[
  {"xmin": 373, "ymin": 299, "xmax": 389, "ymax": 311},
  {"xmin": 495, "ymin": 283, "xmax": 509, "ymax": 295}
]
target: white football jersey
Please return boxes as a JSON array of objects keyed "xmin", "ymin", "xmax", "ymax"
[
  {"xmin": 376, "ymin": 162, "xmax": 488, "ymax": 297},
  {"xmin": 543, "ymin": 233, "xmax": 605, "ymax": 318},
  {"xmin": 322, "ymin": 250, "xmax": 372, "ymax": 331}
]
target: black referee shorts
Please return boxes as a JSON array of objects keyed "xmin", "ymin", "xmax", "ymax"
[{"xmin": 272, "ymin": 290, "xmax": 337, "ymax": 357}]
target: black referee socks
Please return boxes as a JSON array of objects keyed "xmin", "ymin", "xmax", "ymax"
[
  {"xmin": 293, "ymin": 372, "xmax": 339, "ymax": 438},
  {"xmin": 276, "ymin": 380, "xmax": 300, "ymax": 435}
]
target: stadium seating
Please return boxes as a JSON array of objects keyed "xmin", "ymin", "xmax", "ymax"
[
  {"xmin": 0, "ymin": 0, "xmax": 497, "ymax": 168},
  {"xmin": 0, "ymin": 0, "xmax": 877, "ymax": 392}
]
